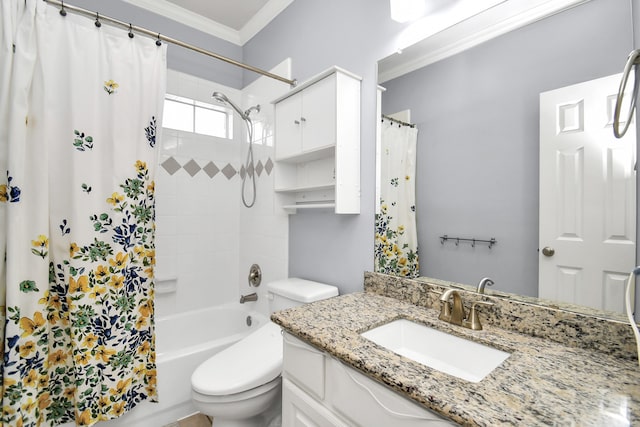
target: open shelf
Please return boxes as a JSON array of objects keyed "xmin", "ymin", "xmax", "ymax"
[
  {"xmin": 282, "ymin": 203, "xmax": 337, "ymax": 210},
  {"xmin": 275, "ymin": 145, "xmax": 336, "ymax": 164},
  {"xmin": 275, "ymin": 183, "xmax": 335, "ymax": 193}
]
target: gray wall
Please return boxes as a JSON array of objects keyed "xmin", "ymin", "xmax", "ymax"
[
  {"xmin": 381, "ymin": 0, "xmax": 633, "ymax": 297},
  {"xmin": 243, "ymin": 0, "xmax": 405, "ymax": 294}
]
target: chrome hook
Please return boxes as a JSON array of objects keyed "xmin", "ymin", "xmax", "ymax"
[
  {"xmin": 128, "ymin": 24, "xmax": 134, "ymax": 39},
  {"xmin": 59, "ymin": 1, "xmax": 67, "ymax": 16},
  {"xmin": 94, "ymin": 12, "xmax": 101, "ymax": 28},
  {"xmin": 155, "ymin": 33, "xmax": 162, "ymax": 46}
]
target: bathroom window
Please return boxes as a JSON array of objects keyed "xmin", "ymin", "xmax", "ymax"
[{"xmin": 163, "ymin": 94, "xmax": 233, "ymax": 139}]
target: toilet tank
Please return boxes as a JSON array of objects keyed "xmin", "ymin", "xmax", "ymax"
[{"xmin": 267, "ymin": 278, "xmax": 339, "ymax": 313}]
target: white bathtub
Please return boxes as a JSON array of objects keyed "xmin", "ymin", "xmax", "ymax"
[{"xmin": 100, "ymin": 303, "xmax": 268, "ymax": 427}]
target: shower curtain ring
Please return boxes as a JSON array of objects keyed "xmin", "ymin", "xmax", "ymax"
[
  {"xmin": 156, "ymin": 33, "xmax": 162, "ymax": 46},
  {"xmin": 128, "ymin": 24, "xmax": 135, "ymax": 39},
  {"xmin": 94, "ymin": 12, "xmax": 102, "ymax": 28},
  {"xmin": 59, "ymin": 1, "xmax": 67, "ymax": 16}
]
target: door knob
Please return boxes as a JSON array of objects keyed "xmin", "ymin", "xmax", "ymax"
[{"xmin": 541, "ymin": 246, "xmax": 555, "ymax": 257}]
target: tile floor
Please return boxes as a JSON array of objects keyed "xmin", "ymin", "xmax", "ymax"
[{"xmin": 163, "ymin": 413, "xmax": 212, "ymax": 427}]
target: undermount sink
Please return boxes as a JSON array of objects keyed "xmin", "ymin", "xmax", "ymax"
[{"xmin": 361, "ymin": 319, "xmax": 510, "ymax": 383}]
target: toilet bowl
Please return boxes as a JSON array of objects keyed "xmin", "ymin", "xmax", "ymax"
[{"xmin": 191, "ymin": 278, "xmax": 339, "ymax": 427}]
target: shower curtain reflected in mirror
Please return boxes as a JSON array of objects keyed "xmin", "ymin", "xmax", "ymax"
[
  {"xmin": 375, "ymin": 118, "xmax": 419, "ymax": 277},
  {"xmin": 0, "ymin": 1, "xmax": 166, "ymax": 425}
]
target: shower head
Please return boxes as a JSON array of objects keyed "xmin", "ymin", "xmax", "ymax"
[
  {"xmin": 212, "ymin": 91, "xmax": 248, "ymax": 120},
  {"xmin": 244, "ymin": 105, "xmax": 261, "ymax": 118}
]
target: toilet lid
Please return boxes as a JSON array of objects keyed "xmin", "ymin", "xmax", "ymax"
[{"xmin": 191, "ymin": 321, "xmax": 283, "ymax": 396}]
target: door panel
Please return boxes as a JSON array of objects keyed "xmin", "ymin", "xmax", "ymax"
[{"xmin": 539, "ymin": 73, "xmax": 636, "ymax": 313}]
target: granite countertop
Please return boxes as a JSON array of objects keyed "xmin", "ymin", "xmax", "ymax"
[{"xmin": 271, "ymin": 292, "xmax": 640, "ymax": 426}]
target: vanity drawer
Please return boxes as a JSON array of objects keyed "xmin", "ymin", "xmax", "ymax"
[
  {"xmin": 283, "ymin": 332, "xmax": 326, "ymax": 400},
  {"xmin": 326, "ymin": 357, "xmax": 457, "ymax": 427}
]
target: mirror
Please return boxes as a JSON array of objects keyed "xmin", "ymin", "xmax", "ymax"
[{"xmin": 376, "ymin": 0, "xmax": 637, "ymax": 320}]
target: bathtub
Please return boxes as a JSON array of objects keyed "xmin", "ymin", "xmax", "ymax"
[{"xmin": 100, "ymin": 303, "xmax": 268, "ymax": 427}]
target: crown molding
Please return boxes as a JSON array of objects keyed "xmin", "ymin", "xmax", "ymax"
[
  {"xmin": 122, "ymin": 0, "xmax": 293, "ymax": 46},
  {"xmin": 378, "ymin": 0, "xmax": 590, "ymax": 83},
  {"xmin": 240, "ymin": 0, "xmax": 295, "ymax": 45},
  {"xmin": 121, "ymin": 0, "xmax": 239, "ymax": 45}
]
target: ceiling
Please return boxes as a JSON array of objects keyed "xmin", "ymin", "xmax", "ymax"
[{"xmin": 122, "ymin": 0, "xmax": 294, "ymax": 45}]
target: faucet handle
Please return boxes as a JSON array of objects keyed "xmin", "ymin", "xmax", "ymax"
[
  {"xmin": 463, "ymin": 301, "xmax": 494, "ymax": 330},
  {"xmin": 438, "ymin": 298, "xmax": 452, "ymax": 322}
]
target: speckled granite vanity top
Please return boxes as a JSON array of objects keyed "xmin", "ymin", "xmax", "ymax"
[{"xmin": 271, "ymin": 274, "xmax": 640, "ymax": 426}]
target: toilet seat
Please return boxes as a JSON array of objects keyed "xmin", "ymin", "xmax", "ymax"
[
  {"xmin": 192, "ymin": 376, "xmax": 281, "ymax": 404},
  {"xmin": 191, "ymin": 321, "xmax": 283, "ymax": 396}
]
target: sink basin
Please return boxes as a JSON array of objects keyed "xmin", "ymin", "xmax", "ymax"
[{"xmin": 361, "ymin": 319, "xmax": 510, "ymax": 383}]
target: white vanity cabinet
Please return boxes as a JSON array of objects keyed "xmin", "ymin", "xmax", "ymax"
[
  {"xmin": 273, "ymin": 67, "xmax": 361, "ymax": 214},
  {"xmin": 282, "ymin": 332, "xmax": 457, "ymax": 427}
]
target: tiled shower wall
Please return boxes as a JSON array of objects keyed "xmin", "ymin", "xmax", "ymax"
[{"xmin": 154, "ymin": 65, "xmax": 290, "ymax": 318}]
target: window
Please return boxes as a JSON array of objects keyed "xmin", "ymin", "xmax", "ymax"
[{"xmin": 163, "ymin": 94, "xmax": 233, "ymax": 139}]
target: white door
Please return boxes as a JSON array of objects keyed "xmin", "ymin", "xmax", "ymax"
[{"xmin": 539, "ymin": 73, "xmax": 636, "ymax": 313}]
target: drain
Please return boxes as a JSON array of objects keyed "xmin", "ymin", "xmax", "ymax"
[{"xmin": 246, "ymin": 315, "xmax": 253, "ymax": 327}]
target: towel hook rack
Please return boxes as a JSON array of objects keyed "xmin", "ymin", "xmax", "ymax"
[{"xmin": 440, "ymin": 235, "xmax": 497, "ymax": 249}]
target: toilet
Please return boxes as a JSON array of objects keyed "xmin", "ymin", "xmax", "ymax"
[{"xmin": 191, "ymin": 278, "xmax": 339, "ymax": 427}]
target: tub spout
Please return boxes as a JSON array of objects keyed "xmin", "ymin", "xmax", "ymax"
[{"xmin": 240, "ymin": 293, "xmax": 258, "ymax": 303}]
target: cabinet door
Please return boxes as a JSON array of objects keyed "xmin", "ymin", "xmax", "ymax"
[
  {"xmin": 282, "ymin": 379, "xmax": 350, "ymax": 427},
  {"xmin": 326, "ymin": 358, "xmax": 457, "ymax": 427},
  {"xmin": 275, "ymin": 91, "xmax": 303, "ymax": 160},
  {"xmin": 301, "ymin": 75, "xmax": 337, "ymax": 153}
]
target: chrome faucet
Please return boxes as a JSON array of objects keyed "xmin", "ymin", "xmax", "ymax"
[
  {"xmin": 477, "ymin": 277, "xmax": 494, "ymax": 294},
  {"xmin": 240, "ymin": 292, "xmax": 258, "ymax": 303},
  {"xmin": 438, "ymin": 289, "xmax": 466, "ymax": 326}
]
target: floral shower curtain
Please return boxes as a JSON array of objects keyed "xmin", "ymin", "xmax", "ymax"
[
  {"xmin": 375, "ymin": 118, "xmax": 419, "ymax": 277},
  {"xmin": 0, "ymin": 2, "xmax": 166, "ymax": 425}
]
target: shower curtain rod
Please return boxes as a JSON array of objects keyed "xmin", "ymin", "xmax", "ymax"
[
  {"xmin": 42, "ymin": 0, "xmax": 297, "ymax": 87},
  {"xmin": 382, "ymin": 114, "xmax": 415, "ymax": 128}
]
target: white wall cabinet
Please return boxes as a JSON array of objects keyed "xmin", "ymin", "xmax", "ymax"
[
  {"xmin": 273, "ymin": 67, "xmax": 361, "ymax": 214},
  {"xmin": 282, "ymin": 333, "xmax": 457, "ymax": 427}
]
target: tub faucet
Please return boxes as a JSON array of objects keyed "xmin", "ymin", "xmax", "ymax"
[
  {"xmin": 438, "ymin": 289, "xmax": 465, "ymax": 326},
  {"xmin": 477, "ymin": 277, "xmax": 494, "ymax": 294},
  {"xmin": 240, "ymin": 293, "xmax": 258, "ymax": 303}
]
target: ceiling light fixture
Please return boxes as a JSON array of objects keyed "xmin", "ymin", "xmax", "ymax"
[{"xmin": 390, "ymin": 0, "xmax": 427, "ymax": 23}]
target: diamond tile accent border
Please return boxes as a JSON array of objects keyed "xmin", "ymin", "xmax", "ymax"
[
  {"xmin": 222, "ymin": 164, "xmax": 237, "ymax": 179},
  {"xmin": 264, "ymin": 158, "xmax": 274, "ymax": 175},
  {"xmin": 158, "ymin": 156, "xmax": 273, "ymax": 180},
  {"xmin": 183, "ymin": 159, "xmax": 201, "ymax": 177},
  {"xmin": 161, "ymin": 157, "xmax": 182, "ymax": 175},
  {"xmin": 203, "ymin": 161, "xmax": 220, "ymax": 178}
]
